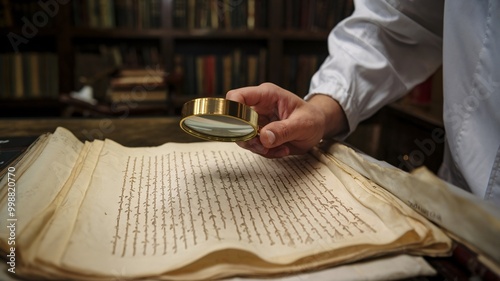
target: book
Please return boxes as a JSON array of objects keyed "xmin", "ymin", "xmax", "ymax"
[
  {"xmin": 108, "ymin": 90, "xmax": 166, "ymax": 104},
  {"xmin": 12, "ymin": 53, "xmax": 23, "ymax": 99},
  {"xmin": 0, "ymin": 127, "xmax": 462, "ymax": 280},
  {"xmin": 72, "ymin": 0, "xmax": 160, "ymax": 29},
  {"xmin": 0, "ymin": 52, "xmax": 58, "ymax": 100},
  {"xmin": 178, "ymin": 49, "xmax": 266, "ymax": 97}
]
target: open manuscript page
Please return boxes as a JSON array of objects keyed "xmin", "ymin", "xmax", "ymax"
[{"xmin": 3, "ymin": 128, "xmax": 451, "ymax": 280}]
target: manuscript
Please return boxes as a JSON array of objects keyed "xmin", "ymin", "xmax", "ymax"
[{"xmin": 0, "ymin": 127, "xmax": 454, "ymax": 280}]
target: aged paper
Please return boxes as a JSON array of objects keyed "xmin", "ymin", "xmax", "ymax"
[
  {"xmin": 224, "ymin": 255, "xmax": 436, "ymax": 281},
  {"xmin": 29, "ymin": 141, "xmax": 104, "ymax": 265},
  {"xmin": 326, "ymin": 142, "xmax": 500, "ymax": 264},
  {"xmin": 1, "ymin": 128, "xmax": 452, "ymax": 280},
  {"xmin": 51, "ymin": 136, "xmax": 447, "ymax": 279},
  {"xmin": 0, "ymin": 129, "xmax": 83, "ymax": 251}
]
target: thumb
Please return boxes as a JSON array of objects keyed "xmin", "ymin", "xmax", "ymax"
[{"xmin": 259, "ymin": 118, "xmax": 301, "ymax": 148}]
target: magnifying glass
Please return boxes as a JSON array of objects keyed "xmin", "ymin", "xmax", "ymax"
[{"xmin": 180, "ymin": 97, "xmax": 259, "ymax": 142}]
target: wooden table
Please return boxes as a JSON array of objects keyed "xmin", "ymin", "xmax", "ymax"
[{"xmin": 0, "ymin": 117, "xmax": 202, "ymax": 147}]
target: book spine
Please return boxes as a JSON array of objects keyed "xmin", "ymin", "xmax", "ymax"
[
  {"xmin": 13, "ymin": 53, "xmax": 24, "ymax": 99},
  {"xmin": 282, "ymin": 0, "xmax": 351, "ymax": 31},
  {"xmin": 0, "ymin": 0, "xmax": 13, "ymax": 27},
  {"xmin": 231, "ymin": 49, "xmax": 240, "ymax": 89},
  {"xmin": 143, "ymin": 0, "xmax": 150, "ymax": 29},
  {"xmin": 296, "ymin": 55, "xmax": 309, "ymax": 96},
  {"xmin": 187, "ymin": 0, "xmax": 195, "ymax": 29},
  {"xmin": 22, "ymin": 53, "xmax": 32, "ymax": 98},
  {"xmin": 222, "ymin": 54, "xmax": 232, "ymax": 94},
  {"xmin": 173, "ymin": 0, "xmax": 186, "ymax": 28},
  {"xmin": 184, "ymin": 55, "xmax": 195, "ymax": 96},
  {"xmin": 38, "ymin": 53, "xmax": 47, "ymax": 98},
  {"xmin": 215, "ymin": 55, "xmax": 223, "ymax": 95},
  {"xmin": 51, "ymin": 53, "xmax": 59, "ymax": 99},
  {"xmin": 151, "ymin": 0, "xmax": 161, "ymax": 28},
  {"xmin": 247, "ymin": 0, "xmax": 255, "ymax": 29},
  {"xmin": 195, "ymin": 56, "xmax": 204, "ymax": 96},
  {"xmin": 256, "ymin": 0, "xmax": 266, "ymax": 29},
  {"xmin": 30, "ymin": 54, "xmax": 40, "ymax": 98},
  {"xmin": 210, "ymin": 0, "xmax": 219, "ymax": 29},
  {"xmin": 247, "ymin": 55, "xmax": 257, "ymax": 86},
  {"xmin": 133, "ymin": 0, "xmax": 140, "ymax": 29},
  {"xmin": 203, "ymin": 55, "xmax": 216, "ymax": 96},
  {"xmin": 99, "ymin": 0, "xmax": 108, "ymax": 27},
  {"xmin": 109, "ymin": 0, "xmax": 116, "ymax": 28},
  {"xmin": 0, "ymin": 54, "xmax": 4, "ymax": 98},
  {"xmin": 257, "ymin": 48, "xmax": 267, "ymax": 83},
  {"xmin": 223, "ymin": 0, "xmax": 231, "ymax": 29}
]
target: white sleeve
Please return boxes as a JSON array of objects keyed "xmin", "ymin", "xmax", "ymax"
[{"xmin": 306, "ymin": 0, "xmax": 444, "ymax": 135}]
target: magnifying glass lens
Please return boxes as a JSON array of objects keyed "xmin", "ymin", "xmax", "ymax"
[
  {"xmin": 183, "ymin": 115, "xmax": 255, "ymax": 137},
  {"xmin": 180, "ymin": 98, "xmax": 259, "ymax": 142}
]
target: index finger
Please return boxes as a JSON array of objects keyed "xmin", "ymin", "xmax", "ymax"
[{"xmin": 226, "ymin": 83, "xmax": 280, "ymax": 107}]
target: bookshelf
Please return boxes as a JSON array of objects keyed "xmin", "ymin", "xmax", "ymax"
[{"xmin": 0, "ymin": 0, "xmax": 354, "ymax": 117}]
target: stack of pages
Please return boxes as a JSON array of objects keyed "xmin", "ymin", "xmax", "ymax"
[{"xmin": 1, "ymin": 126, "xmax": 484, "ymax": 280}]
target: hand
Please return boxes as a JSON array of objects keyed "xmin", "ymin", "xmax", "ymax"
[{"xmin": 226, "ymin": 83, "xmax": 348, "ymax": 158}]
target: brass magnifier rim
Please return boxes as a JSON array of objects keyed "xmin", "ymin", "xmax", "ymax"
[{"xmin": 180, "ymin": 97, "xmax": 259, "ymax": 142}]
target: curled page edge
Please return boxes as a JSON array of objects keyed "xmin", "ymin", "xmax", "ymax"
[{"xmin": 319, "ymin": 142, "xmax": 500, "ymax": 265}]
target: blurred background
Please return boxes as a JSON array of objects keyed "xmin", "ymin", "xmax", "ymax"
[{"xmin": 0, "ymin": 0, "xmax": 444, "ymax": 172}]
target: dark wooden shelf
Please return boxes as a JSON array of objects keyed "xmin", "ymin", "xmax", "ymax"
[
  {"xmin": 0, "ymin": 0, "xmax": 350, "ymax": 117},
  {"xmin": 280, "ymin": 29, "xmax": 331, "ymax": 40},
  {"xmin": 71, "ymin": 28, "xmax": 168, "ymax": 38},
  {"xmin": 0, "ymin": 27, "xmax": 57, "ymax": 37},
  {"xmin": 170, "ymin": 29, "xmax": 272, "ymax": 40},
  {"xmin": 388, "ymin": 98, "xmax": 443, "ymax": 128},
  {"xmin": 0, "ymin": 99, "xmax": 62, "ymax": 117}
]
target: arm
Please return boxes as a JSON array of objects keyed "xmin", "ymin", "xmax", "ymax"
[
  {"xmin": 228, "ymin": 0, "xmax": 444, "ymax": 158},
  {"xmin": 308, "ymin": 0, "xmax": 444, "ymax": 135}
]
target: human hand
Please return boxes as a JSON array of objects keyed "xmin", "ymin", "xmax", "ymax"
[{"xmin": 226, "ymin": 83, "xmax": 348, "ymax": 158}]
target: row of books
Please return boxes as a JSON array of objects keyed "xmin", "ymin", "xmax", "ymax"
[
  {"xmin": 173, "ymin": 0, "xmax": 268, "ymax": 30},
  {"xmin": 177, "ymin": 49, "xmax": 267, "ymax": 97},
  {"xmin": 108, "ymin": 68, "xmax": 168, "ymax": 104},
  {"xmin": 0, "ymin": 0, "xmax": 55, "ymax": 28},
  {"xmin": 73, "ymin": 44, "xmax": 163, "ymax": 100},
  {"xmin": 76, "ymin": 44, "xmax": 162, "ymax": 70},
  {"xmin": 2, "ymin": 0, "xmax": 352, "ymax": 31},
  {"xmin": 72, "ymin": 0, "xmax": 162, "ymax": 29},
  {"xmin": 0, "ymin": 52, "xmax": 59, "ymax": 99},
  {"xmin": 282, "ymin": 54, "xmax": 327, "ymax": 97},
  {"xmin": 283, "ymin": 0, "xmax": 354, "ymax": 31}
]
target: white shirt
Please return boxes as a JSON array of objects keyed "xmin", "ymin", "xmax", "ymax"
[{"xmin": 306, "ymin": 0, "xmax": 500, "ymax": 204}]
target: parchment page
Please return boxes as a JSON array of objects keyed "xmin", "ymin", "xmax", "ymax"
[
  {"xmin": 0, "ymin": 127, "xmax": 83, "ymax": 252},
  {"xmin": 326, "ymin": 143, "xmax": 500, "ymax": 263},
  {"xmin": 59, "ymin": 140, "xmax": 429, "ymax": 279},
  {"xmin": 30, "ymin": 140, "xmax": 104, "ymax": 266},
  {"xmin": 313, "ymin": 148, "xmax": 451, "ymax": 256}
]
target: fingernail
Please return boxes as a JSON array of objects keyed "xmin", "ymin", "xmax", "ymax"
[{"xmin": 266, "ymin": 130, "xmax": 276, "ymax": 145}]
